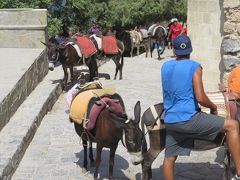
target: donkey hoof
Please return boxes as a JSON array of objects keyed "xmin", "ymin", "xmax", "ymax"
[
  {"xmin": 93, "ymin": 175, "xmax": 98, "ymax": 180},
  {"xmin": 82, "ymin": 167, "xmax": 88, "ymax": 174}
]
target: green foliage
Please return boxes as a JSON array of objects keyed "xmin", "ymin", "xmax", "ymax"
[
  {"xmin": 48, "ymin": 18, "xmax": 63, "ymax": 38},
  {"xmin": 1, "ymin": 0, "xmax": 187, "ymax": 37}
]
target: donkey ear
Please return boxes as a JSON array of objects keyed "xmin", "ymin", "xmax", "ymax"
[
  {"xmin": 133, "ymin": 101, "xmax": 141, "ymax": 125},
  {"xmin": 40, "ymin": 41, "xmax": 49, "ymax": 47}
]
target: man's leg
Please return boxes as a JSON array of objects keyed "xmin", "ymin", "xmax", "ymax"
[
  {"xmin": 224, "ymin": 119, "xmax": 240, "ymax": 176},
  {"xmin": 162, "ymin": 156, "xmax": 177, "ymax": 180}
]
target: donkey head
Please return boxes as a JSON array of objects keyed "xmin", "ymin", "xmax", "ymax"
[
  {"xmin": 109, "ymin": 101, "xmax": 144, "ymax": 165},
  {"xmin": 41, "ymin": 41, "xmax": 59, "ymax": 71}
]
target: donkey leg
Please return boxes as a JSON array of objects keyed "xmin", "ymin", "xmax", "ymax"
[
  {"xmin": 109, "ymin": 144, "xmax": 118, "ymax": 179},
  {"xmin": 150, "ymin": 46, "xmax": 153, "ymax": 58},
  {"xmin": 131, "ymin": 47, "xmax": 134, "ymax": 57},
  {"xmin": 137, "ymin": 46, "xmax": 140, "ymax": 56},
  {"xmin": 94, "ymin": 143, "xmax": 103, "ymax": 180},
  {"xmin": 69, "ymin": 65, "xmax": 75, "ymax": 83},
  {"xmin": 62, "ymin": 65, "xmax": 68, "ymax": 91},
  {"xmin": 158, "ymin": 50, "xmax": 161, "ymax": 60},
  {"xmin": 119, "ymin": 54, "xmax": 123, "ymax": 80},
  {"xmin": 89, "ymin": 142, "xmax": 95, "ymax": 167},
  {"xmin": 82, "ymin": 139, "xmax": 88, "ymax": 173},
  {"xmin": 145, "ymin": 44, "xmax": 148, "ymax": 58},
  {"xmin": 112, "ymin": 55, "xmax": 119, "ymax": 80},
  {"xmin": 142, "ymin": 131, "xmax": 163, "ymax": 180}
]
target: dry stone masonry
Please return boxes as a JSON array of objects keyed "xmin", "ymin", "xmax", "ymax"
[
  {"xmin": 222, "ymin": 0, "xmax": 240, "ymax": 72},
  {"xmin": 188, "ymin": 0, "xmax": 240, "ymax": 90}
]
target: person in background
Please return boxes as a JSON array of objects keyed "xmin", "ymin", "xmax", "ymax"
[
  {"xmin": 167, "ymin": 18, "xmax": 183, "ymax": 55},
  {"xmin": 161, "ymin": 35, "xmax": 240, "ymax": 180},
  {"xmin": 228, "ymin": 64, "xmax": 240, "ymax": 120},
  {"xmin": 88, "ymin": 21, "xmax": 101, "ymax": 35},
  {"xmin": 167, "ymin": 18, "xmax": 175, "ymax": 49},
  {"xmin": 59, "ymin": 24, "xmax": 70, "ymax": 38}
]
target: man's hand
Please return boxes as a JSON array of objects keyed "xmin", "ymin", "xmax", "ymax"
[{"xmin": 210, "ymin": 108, "xmax": 218, "ymax": 115}]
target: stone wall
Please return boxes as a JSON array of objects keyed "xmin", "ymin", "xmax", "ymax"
[
  {"xmin": 0, "ymin": 9, "xmax": 47, "ymax": 48},
  {"xmin": 188, "ymin": 0, "xmax": 225, "ymax": 91},
  {"xmin": 221, "ymin": 0, "xmax": 240, "ymax": 84},
  {"xmin": 0, "ymin": 50, "xmax": 48, "ymax": 131}
]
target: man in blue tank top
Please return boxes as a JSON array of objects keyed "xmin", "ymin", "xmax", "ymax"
[{"xmin": 161, "ymin": 35, "xmax": 240, "ymax": 180}]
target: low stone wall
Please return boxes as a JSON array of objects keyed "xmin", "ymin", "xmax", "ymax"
[
  {"xmin": 0, "ymin": 50, "xmax": 48, "ymax": 131},
  {"xmin": 0, "ymin": 9, "xmax": 47, "ymax": 48}
]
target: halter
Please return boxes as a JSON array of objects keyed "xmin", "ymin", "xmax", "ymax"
[
  {"xmin": 48, "ymin": 46, "xmax": 59, "ymax": 64},
  {"xmin": 121, "ymin": 119, "xmax": 146, "ymax": 149}
]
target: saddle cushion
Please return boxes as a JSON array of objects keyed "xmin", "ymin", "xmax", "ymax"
[
  {"xmin": 86, "ymin": 96, "xmax": 124, "ymax": 130},
  {"xmin": 200, "ymin": 91, "xmax": 227, "ymax": 117},
  {"xmin": 102, "ymin": 35, "xmax": 118, "ymax": 54},
  {"xmin": 76, "ymin": 36, "xmax": 97, "ymax": 58},
  {"xmin": 67, "ymin": 42, "xmax": 82, "ymax": 58},
  {"xmin": 90, "ymin": 34, "xmax": 102, "ymax": 50},
  {"xmin": 152, "ymin": 25, "xmax": 167, "ymax": 37},
  {"xmin": 148, "ymin": 24, "xmax": 157, "ymax": 36},
  {"xmin": 140, "ymin": 29, "xmax": 149, "ymax": 39},
  {"xmin": 69, "ymin": 88, "xmax": 116, "ymax": 124}
]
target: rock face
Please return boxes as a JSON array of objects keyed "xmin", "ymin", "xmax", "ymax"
[
  {"xmin": 222, "ymin": 39, "xmax": 240, "ymax": 53},
  {"xmin": 222, "ymin": 1, "xmax": 240, "ymax": 83},
  {"xmin": 0, "ymin": 9, "xmax": 47, "ymax": 48}
]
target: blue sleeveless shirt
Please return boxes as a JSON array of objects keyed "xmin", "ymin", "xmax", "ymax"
[{"xmin": 161, "ymin": 59, "xmax": 201, "ymax": 123}]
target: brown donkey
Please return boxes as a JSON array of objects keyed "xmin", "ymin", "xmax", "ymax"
[
  {"xmin": 90, "ymin": 35, "xmax": 124, "ymax": 80},
  {"xmin": 72, "ymin": 100, "xmax": 143, "ymax": 179},
  {"xmin": 42, "ymin": 41, "xmax": 98, "ymax": 91}
]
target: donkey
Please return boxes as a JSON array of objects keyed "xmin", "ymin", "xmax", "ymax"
[
  {"xmin": 148, "ymin": 25, "xmax": 168, "ymax": 59},
  {"xmin": 90, "ymin": 34, "xmax": 125, "ymax": 80},
  {"xmin": 42, "ymin": 41, "xmax": 98, "ymax": 91},
  {"xmin": 138, "ymin": 102, "xmax": 236, "ymax": 180},
  {"xmin": 128, "ymin": 30, "xmax": 150, "ymax": 57},
  {"xmin": 72, "ymin": 99, "xmax": 143, "ymax": 179}
]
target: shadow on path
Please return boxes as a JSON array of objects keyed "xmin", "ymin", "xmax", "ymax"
[{"xmin": 75, "ymin": 148, "xmax": 131, "ymax": 179}]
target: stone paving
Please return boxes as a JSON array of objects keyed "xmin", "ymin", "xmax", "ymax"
[{"xmin": 12, "ymin": 49, "xmax": 225, "ymax": 180}]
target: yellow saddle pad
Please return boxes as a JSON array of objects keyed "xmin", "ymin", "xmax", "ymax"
[{"xmin": 69, "ymin": 88, "xmax": 116, "ymax": 124}]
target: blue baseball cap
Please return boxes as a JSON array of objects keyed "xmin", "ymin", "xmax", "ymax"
[{"xmin": 173, "ymin": 35, "xmax": 192, "ymax": 55}]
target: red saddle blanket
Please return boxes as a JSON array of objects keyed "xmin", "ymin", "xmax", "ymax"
[
  {"xmin": 86, "ymin": 97, "xmax": 124, "ymax": 130},
  {"xmin": 76, "ymin": 36, "xmax": 97, "ymax": 58},
  {"xmin": 102, "ymin": 35, "xmax": 118, "ymax": 54}
]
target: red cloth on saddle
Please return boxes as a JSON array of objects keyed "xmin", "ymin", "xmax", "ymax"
[
  {"xmin": 102, "ymin": 35, "xmax": 118, "ymax": 54},
  {"xmin": 76, "ymin": 36, "xmax": 97, "ymax": 58},
  {"xmin": 86, "ymin": 97, "xmax": 124, "ymax": 130}
]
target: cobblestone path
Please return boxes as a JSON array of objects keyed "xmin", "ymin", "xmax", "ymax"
[{"xmin": 12, "ymin": 50, "xmax": 225, "ymax": 180}]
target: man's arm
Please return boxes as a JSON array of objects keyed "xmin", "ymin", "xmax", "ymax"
[{"xmin": 193, "ymin": 67, "xmax": 217, "ymax": 114}]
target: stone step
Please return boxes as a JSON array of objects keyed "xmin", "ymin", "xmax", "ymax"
[
  {"xmin": 0, "ymin": 48, "xmax": 48, "ymax": 131},
  {"xmin": 0, "ymin": 66, "xmax": 63, "ymax": 180}
]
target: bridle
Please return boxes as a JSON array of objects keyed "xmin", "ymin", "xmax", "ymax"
[
  {"xmin": 48, "ymin": 45, "xmax": 59, "ymax": 64},
  {"xmin": 121, "ymin": 120, "xmax": 145, "ymax": 149}
]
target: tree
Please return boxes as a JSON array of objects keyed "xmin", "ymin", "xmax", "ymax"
[{"xmin": 0, "ymin": 0, "xmax": 187, "ymax": 37}]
